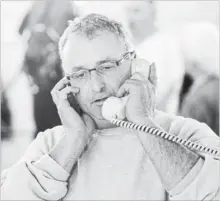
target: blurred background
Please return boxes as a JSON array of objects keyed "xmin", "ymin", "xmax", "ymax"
[{"xmin": 1, "ymin": 0, "xmax": 219, "ymax": 170}]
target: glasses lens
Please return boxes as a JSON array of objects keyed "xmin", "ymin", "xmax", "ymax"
[
  {"xmin": 98, "ymin": 62, "xmax": 117, "ymax": 74},
  {"xmin": 71, "ymin": 70, "xmax": 89, "ymax": 81}
]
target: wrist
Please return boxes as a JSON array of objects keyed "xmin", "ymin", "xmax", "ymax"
[
  {"xmin": 134, "ymin": 114, "xmax": 164, "ymax": 152},
  {"xmin": 134, "ymin": 110, "xmax": 175, "ymax": 131},
  {"xmin": 65, "ymin": 126, "xmax": 87, "ymax": 138},
  {"xmin": 64, "ymin": 127, "xmax": 90, "ymax": 148}
]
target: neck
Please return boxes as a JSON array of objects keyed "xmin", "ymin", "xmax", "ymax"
[{"xmin": 94, "ymin": 118, "xmax": 117, "ymax": 130}]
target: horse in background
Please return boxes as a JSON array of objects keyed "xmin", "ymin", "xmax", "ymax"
[
  {"xmin": 18, "ymin": 0, "xmax": 78, "ymax": 138},
  {"xmin": 179, "ymin": 74, "xmax": 219, "ymax": 135},
  {"xmin": 1, "ymin": 89, "xmax": 11, "ymax": 140}
]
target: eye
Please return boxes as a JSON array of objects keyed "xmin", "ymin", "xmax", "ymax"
[
  {"xmin": 99, "ymin": 63, "xmax": 116, "ymax": 73},
  {"xmin": 103, "ymin": 66, "xmax": 114, "ymax": 70}
]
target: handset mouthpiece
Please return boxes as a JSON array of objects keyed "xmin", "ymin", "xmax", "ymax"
[{"xmin": 102, "ymin": 96, "xmax": 128, "ymax": 121}]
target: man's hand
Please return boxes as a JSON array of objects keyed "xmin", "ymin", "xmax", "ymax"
[
  {"xmin": 49, "ymin": 77, "xmax": 96, "ymax": 173},
  {"xmin": 117, "ymin": 59, "xmax": 157, "ymax": 125},
  {"xmin": 51, "ymin": 77, "xmax": 95, "ymax": 138}
]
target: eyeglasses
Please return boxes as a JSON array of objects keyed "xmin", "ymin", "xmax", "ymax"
[{"xmin": 65, "ymin": 51, "xmax": 136, "ymax": 84}]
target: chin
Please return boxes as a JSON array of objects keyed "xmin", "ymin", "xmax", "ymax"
[
  {"xmin": 89, "ymin": 108, "xmax": 116, "ymax": 129},
  {"xmin": 89, "ymin": 106, "xmax": 105, "ymax": 120}
]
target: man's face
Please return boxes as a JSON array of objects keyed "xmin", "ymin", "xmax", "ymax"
[{"xmin": 62, "ymin": 31, "xmax": 131, "ymax": 121}]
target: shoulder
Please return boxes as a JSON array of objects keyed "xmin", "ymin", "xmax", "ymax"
[
  {"xmin": 22, "ymin": 125, "xmax": 66, "ymax": 161},
  {"xmin": 168, "ymin": 115, "xmax": 219, "ymax": 144},
  {"xmin": 156, "ymin": 110, "xmax": 219, "ymax": 141}
]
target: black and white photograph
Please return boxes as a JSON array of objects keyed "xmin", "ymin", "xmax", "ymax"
[{"xmin": 1, "ymin": 0, "xmax": 219, "ymax": 200}]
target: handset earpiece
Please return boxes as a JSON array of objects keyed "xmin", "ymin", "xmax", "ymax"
[{"xmin": 67, "ymin": 92, "xmax": 83, "ymax": 116}]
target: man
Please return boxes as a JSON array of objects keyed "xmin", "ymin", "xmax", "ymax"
[{"xmin": 1, "ymin": 14, "xmax": 220, "ymax": 200}]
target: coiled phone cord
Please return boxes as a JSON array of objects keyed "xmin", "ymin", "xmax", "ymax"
[{"xmin": 111, "ymin": 118, "xmax": 220, "ymax": 160}]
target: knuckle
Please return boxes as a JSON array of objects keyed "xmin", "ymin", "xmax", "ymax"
[
  {"xmin": 51, "ymin": 88, "xmax": 55, "ymax": 94},
  {"xmin": 51, "ymin": 95, "xmax": 56, "ymax": 101},
  {"xmin": 57, "ymin": 105, "xmax": 62, "ymax": 113},
  {"xmin": 57, "ymin": 100, "xmax": 66, "ymax": 111},
  {"xmin": 60, "ymin": 93, "xmax": 67, "ymax": 100},
  {"xmin": 51, "ymin": 93, "xmax": 57, "ymax": 102}
]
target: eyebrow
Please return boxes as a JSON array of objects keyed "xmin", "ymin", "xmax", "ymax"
[
  {"xmin": 72, "ymin": 66, "xmax": 85, "ymax": 71},
  {"xmin": 96, "ymin": 57, "xmax": 118, "ymax": 66},
  {"xmin": 66, "ymin": 66, "xmax": 85, "ymax": 75}
]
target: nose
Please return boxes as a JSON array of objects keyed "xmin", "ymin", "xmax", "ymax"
[{"xmin": 90, "ymin": 71, "xmax": 106, "ymax": 92}]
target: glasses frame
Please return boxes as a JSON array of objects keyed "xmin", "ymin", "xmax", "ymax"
[{"xmin": 65, "ymin": 50, "xmax": 137, "ymax": 81}]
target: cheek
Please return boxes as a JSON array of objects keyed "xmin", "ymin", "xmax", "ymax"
[
  {"xmin": 104, "ymin": 65, "xmax": 131, "ymax": 93},
  {"xmin": 75, "ymin": 86, "xmax": 92, "ymax": 110}
]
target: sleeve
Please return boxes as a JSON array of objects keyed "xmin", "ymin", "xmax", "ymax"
[
  {"xmin": 162, "ymin": 115, "xmax": 220, "ymax": 200},
  {"xmin": 168, "ymin": 155, "xmax": 220, "ymax": 201},
  {"xmin": 1, "ymin": 126, "xmax": 70, "ymax": 200}
]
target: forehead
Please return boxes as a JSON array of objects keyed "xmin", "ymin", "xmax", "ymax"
[{"xmin": 62, "ymin": 31, "xmax": 125, "ymax": 73}]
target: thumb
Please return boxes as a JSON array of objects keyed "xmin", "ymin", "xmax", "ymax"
[
  {"xmin": 116, "ymin": 85, "xmax": 127, "ymax": 98},
  {"xmin": 149, "ymin": 62, "xmax": 157, "ymax": 86}
]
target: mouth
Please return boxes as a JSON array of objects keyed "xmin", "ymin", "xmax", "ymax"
[{"xmin": 93, "ymin": 97, "xmax": 109, "ymax": 106}]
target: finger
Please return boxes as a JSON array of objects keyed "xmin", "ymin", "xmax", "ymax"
[
  {"xmin": 54, "ymin": 77, "xmax": 70, "ymax": 92},
  {"xmin": 60, "ymin": 86, "xmax": 79, "ymax": 94},
  {"xmin": 51, "ymin": 78, "xmax": 69, "ymax": 101},
  {"xmin": 51, "ymin": 86, "xmax": 74, "ymax": 107},
  {"xmin": 51, "ymin": 89, "xmax": 59, "ymax": 105},
  {"xmin": 116, "ymin": 81, "xmax": 138, "ymax": 98},
  {"xmin": 52, "ymin": 85, "xmax": 79, "ymax": 105},
  {"xmin": 130, "ymin": 72, "xmax": 145, "ymax": 81},
  {"xmin": 59, "ymin": 86, "xmax": 78, "ymax": 101},
  {"xmin": 58, "ymin": 89, "xmax": 76, "ymax": 111},
  {"xmin": 149, "ymin": 62, "xmax": 157, "ymax": 86},
  {"xmin": 116, "ymin": 82, "xmax": 130, "ymax": 98}
]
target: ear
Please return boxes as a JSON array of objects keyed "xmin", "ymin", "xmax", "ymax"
[{"xmin": 148, "ymin": 62, "xmax": 157, "ymax": 87}]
